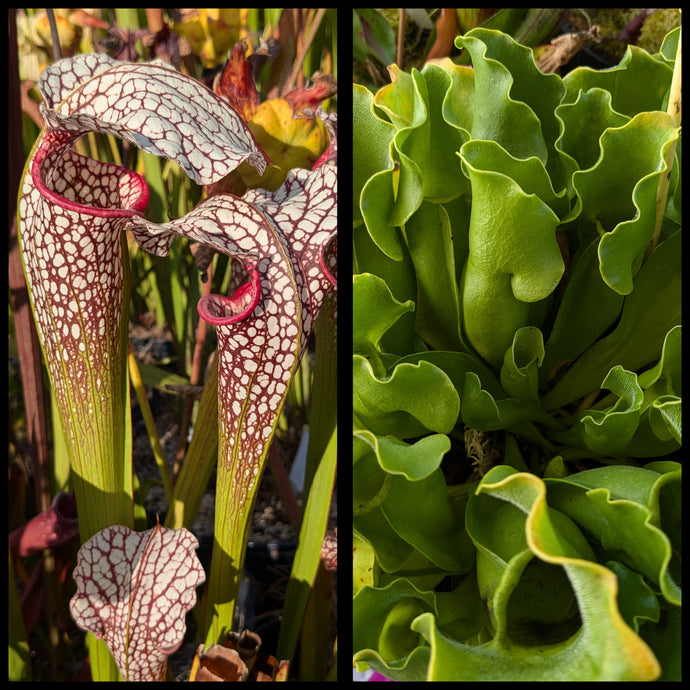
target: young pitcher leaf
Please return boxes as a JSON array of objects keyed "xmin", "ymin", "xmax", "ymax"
[
  {"xmin": 9, "ymin": 492, "xmax": 79, "ymax": 559},
  {"xmin": 70, "ymin": 523, "xmax": 206, "ymax": 681}
]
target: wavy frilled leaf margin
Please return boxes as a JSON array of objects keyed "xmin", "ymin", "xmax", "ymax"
[
  {"xmin": 353, "ymin": 23, "xmax": 681, "ymax": 682},
  {"xmin": 354, "ymin": 462, "xmax": 680, "ymax": 681},
  {"xmin": 423, "ymin": 465, "xmax": 669, "ymax": 681},
  {"xmin": 18, "ymin": 53, "xmax": 336, "ymax": 679}
]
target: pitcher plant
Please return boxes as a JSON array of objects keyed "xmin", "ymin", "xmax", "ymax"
[{"xmin": 17, "ymin": 50, "xmax": 337, "ymax": 681}]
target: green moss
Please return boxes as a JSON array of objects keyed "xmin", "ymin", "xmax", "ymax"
[
  {"xmin": 637, "ymin": 9, "xmax": 681, "ymax": 54},
  {"xmin": 583, "ymin": 9, "xmax": 681, "ymax": 63},
  {"xmin": 589, "ymin": 8, "xmax": 640, "ymax": 62}
]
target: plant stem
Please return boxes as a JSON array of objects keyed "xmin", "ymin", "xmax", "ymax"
[
  {"xmin": 644, "ymin": 28, "xmax": 681, "ymax": 260},
  {"xmin": 276, "ymin": 426, "xmax": 337, "ymax": 663},
  {"xmin": 268, "ymin": 441, "xmax": 302, "ymax": 531},
  {"xmin": 45, "ymin": 8, "xmax": 62, "ymax": 62},
  {"xmin": 303, "ymin": 291, "xmax": 337, "ymax": 499},
  {"xmin": 165, "ymin": 354, "xmax": 218, "ymax": 530},
  {"xmin": 173, "ymin": 261, "xmax": 212, "ymax": 482},
  {"xmin": 127, "ymin": 343, "xmax": 174, "ymax": 503},
  {"xmin": 284, "ymin": 8, "xmax": 326, "ymax": 92},
  {"xmin": 397, "ymin": 9, "xmax": 405, "ymax": 67}
]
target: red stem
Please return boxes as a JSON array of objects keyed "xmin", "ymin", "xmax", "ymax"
[
  {"xmin": 268, "ymin": 442, "xmax": 302, "ymax": 531},
  {"xmin": 173, "ymin": 262, "xmax": 212, "ymax": 482}
]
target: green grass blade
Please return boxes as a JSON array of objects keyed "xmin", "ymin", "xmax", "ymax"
[
  {"xmin": 165, "ymin": 356, "xmax": 218, "ymax": 530},
  {"xmin": 276, "ymin": 425, "xmax": 337, "ymax": 662}
]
